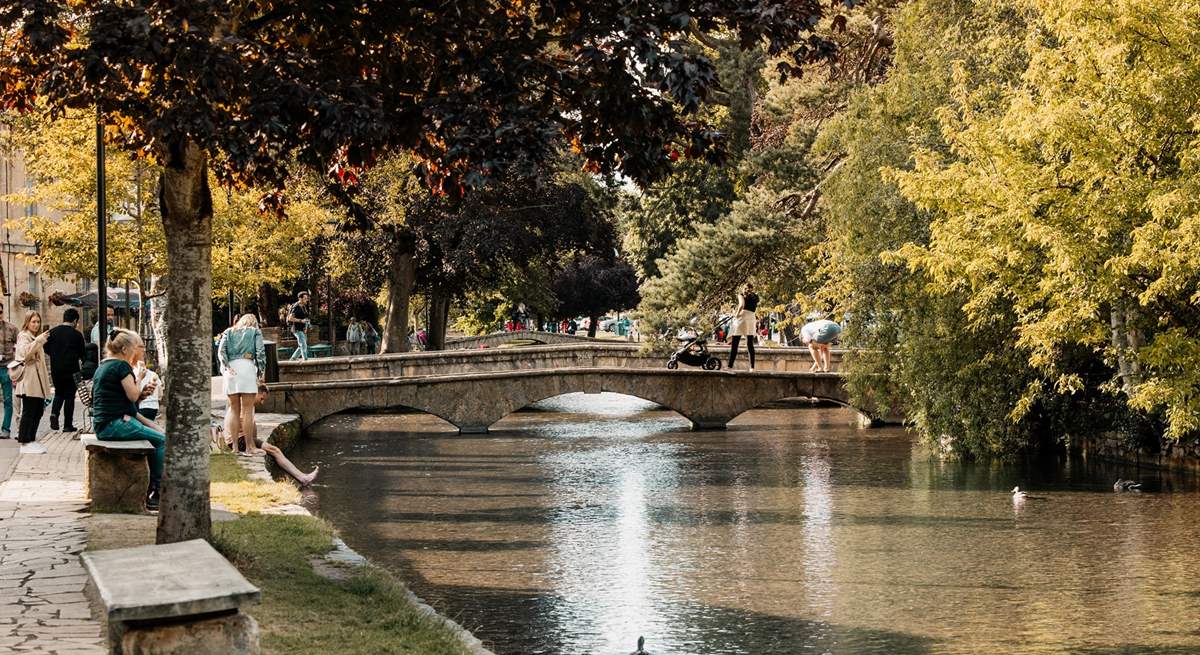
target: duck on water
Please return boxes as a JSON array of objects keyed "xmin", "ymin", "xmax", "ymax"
[
  {"xmin": 1011, "ymin": 487, "xmax": 1048, "ymax": 501},
  {"xmin": 1114, "ymin": 478, "xmax": 1143, "ymax": 492}
]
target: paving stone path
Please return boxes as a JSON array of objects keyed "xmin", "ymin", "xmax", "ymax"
[{"xmin": 0, "ymin": 428, "xmax": 105, "ymax": 655}]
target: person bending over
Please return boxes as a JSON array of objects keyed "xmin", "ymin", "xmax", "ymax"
[
  {"xmin": 228, "ymin": 384, "xmax": 319, "ymax": 487},
  {"xmin": 800, "ymin": 318, "xmax": 842, "ymax": 373}
]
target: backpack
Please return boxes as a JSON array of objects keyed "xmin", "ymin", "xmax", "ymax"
[{"xmin": 7, "ymin": 358, "xmax": 25, "ymax": 384}]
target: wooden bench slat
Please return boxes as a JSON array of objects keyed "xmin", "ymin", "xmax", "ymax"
[{"xmin": 82, "ymin": 539, "xmax": 260, "ymax": 622}]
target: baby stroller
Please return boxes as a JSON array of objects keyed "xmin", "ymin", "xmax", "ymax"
[{"xmin": 665, "ymin": 319, "xmax": 726, "ymax": 371}]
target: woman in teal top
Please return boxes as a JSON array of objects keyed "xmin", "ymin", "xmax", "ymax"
[
  {"xmin": 218, "ymin": 314, "xmax": 267, "ymax": 456},
  {"xmin": 93, "ymin": 328, "xmax": 165, "ymax": 511}
]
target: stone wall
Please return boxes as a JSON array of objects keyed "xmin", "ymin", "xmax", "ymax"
[
  {"xmin": 1068, "ymin": 432, "xmax": 1200, "ymax": 473},
  {"xmin": 277, "ymin": 343, "xmax": 842, "ymax": 384}
]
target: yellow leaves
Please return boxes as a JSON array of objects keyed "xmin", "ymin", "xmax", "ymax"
[{"xmin": 886, "ymin": 0, "xmax": 1200, "ymax": 439}]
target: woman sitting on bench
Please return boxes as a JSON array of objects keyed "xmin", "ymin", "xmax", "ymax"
[{"xmin": 92, "ymin": 329, "xmax": 165, "ymax": 511}]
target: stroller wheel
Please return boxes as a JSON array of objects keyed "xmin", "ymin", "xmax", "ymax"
[
  {"xmin": 704, "ymin": 357, "xmax": 721, "ymax": 371},
  {"xmin": 666, "ymin": 358, "xmax": 679, "ymax": 370}
]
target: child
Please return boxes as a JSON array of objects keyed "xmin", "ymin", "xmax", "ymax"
[{"xmin": 136, "ymin": 361, "xmax": 162, "ymax": 422}]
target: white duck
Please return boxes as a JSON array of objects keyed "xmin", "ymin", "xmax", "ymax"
[{"xmin": 1011, "ymin": 486, "xmax": 1046, "ymax": 501}]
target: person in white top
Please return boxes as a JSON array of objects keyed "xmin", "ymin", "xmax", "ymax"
[
  {"xmin": 346, "ymin": 317, "xmax": 363, "ymax": 355},
  {"xmin": 135, "ymin": 361, "xmax": 162, "ymax": 422}
]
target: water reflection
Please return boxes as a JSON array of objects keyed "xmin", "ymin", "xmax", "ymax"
[{"xmin": 295, "ymin": 394, "xmax": 1200, "ymax": 655}]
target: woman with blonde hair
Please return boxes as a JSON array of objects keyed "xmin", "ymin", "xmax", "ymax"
[
  {"xmin": 14, "ymin": 311, "xmax": 50, "ymax": 454},
  {"xmin": 218, "ymin": 313, "xmax": 266, "ymax": 456},
  {"xmin": 92, "ymin": 328, "xmax": 164, "ymax": 510}
]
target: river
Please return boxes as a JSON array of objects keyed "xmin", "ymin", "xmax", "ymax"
[{"xmin": 291, "ymin": 393, "xmax": 1200, "ymax": 655}]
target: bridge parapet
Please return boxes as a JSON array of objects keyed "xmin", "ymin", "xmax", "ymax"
[
  {"xmin": 268, "ymin": 367, "xmax": 860, "ymax": 434},
  {"xmin": 444, "ymin": 330, "xmax": 605, "ymax": 349},
  {"xmin": 278, "ymin": 342, "xmax": 844, "ymax": 384}
]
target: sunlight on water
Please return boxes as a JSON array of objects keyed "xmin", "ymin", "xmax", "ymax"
[{"xmin": 295, "ymin": 394, "xmax": 1200, "ymax": 655}]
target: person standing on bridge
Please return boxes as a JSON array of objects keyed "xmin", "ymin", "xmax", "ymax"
[
  {"xmin": 728, "ymin": 283, "xmax": 758, "ymax": 371},
  {"xmin": 801, "ymin": 318, "xmax": 842, "ymax": 373},
  {"xmin": 346, "ymin": 317, "xmax": 363, "ymax": 355},
  {"xmin": 286, "ymin": 291, "xmax": 312, "ymax": 361},
  {"xmin": 363, "ymin": 321, "xmax": 379, "ymax": 354}
]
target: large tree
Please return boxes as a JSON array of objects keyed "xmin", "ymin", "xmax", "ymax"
[
  {"xmin": 552, "ymin": 254, "xmax": 641, "ymax": 337},
  {"xmin": 890, "ymin": 0, "xmax": 1200, "ymax": 443},
  {"xmin": 1, "ymin": 0, "xmax": 851, "ymax": 543}
]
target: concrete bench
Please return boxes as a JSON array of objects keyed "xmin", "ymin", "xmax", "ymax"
[
  {"xmin": 83, "ymin": 539, "xmax": 262, "ymax": 655},
  {"xmin": 81, "ymin": 435, "xmax": 154, "ymax": 513}
]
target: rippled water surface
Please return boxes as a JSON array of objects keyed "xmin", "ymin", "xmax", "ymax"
[{"xmin": 292, "ymin": 394, "xmax": 1200, "ymax": 655}]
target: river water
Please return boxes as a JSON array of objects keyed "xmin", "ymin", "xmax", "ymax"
[{"xmin": 292, "ymin": 393, "xmax": 1200, "ymax": 655}]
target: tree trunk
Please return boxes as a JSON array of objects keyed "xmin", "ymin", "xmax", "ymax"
[
  {"xmin": 587, "ymin": 313, "xmax": 599, "ymax": 338},
  {"xmin": 258, "ymin": 284, "xmax": 279, "ymax": 326},
  {"xmin": 137, "ymin": 269, "xmax": 147, "ymax": 336},
  {"xmin": 326, "ymin": 275, "xmax": 335, "ymax": 352},
  {"xmin": 1110, "ymin": 301, "xmax": 1144, "ymax": 392},
  {"xmin": 427, "ymin": 290, "xmax": 450, "ymax": 351},
  {"xmin": 155, "ymin": 140, "xmax": 213, "ymax": 545},
  {"xmin": 149, "ymin": 275, "xmax": 169, "ymax": 370},
  {"xmin": 380, "ymin": 231, "xmax": 416, "ymax": 354}
]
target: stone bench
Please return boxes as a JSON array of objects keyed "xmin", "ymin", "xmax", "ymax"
[
  {"xmin": 81, "ymin": 435, "xmax": 154, "ymax": 513},
  {"xmin": 83, "ymin": 539, "xmax": 262, "ymax": 655}
]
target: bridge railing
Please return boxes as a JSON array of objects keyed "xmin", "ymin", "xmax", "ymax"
[{"xmin": 276, "ymin": 342, "xmax": 844, "ymax": 384}]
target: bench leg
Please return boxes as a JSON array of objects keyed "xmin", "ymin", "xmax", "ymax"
[
  {"xmin": 86, "ymin": 450, "xmax": 150, "ymax": 513},
  {"xmin": 116, "ymin": 612, "xmax": 260, "ymax": 655}
]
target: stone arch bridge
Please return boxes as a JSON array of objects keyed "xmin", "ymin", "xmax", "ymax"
[
  {"xmin": 267, "ymin": 367, "xmax": 881, "ymax": 434},
  {"xmin": 444, "ymin": 329, "xmax": 603, "ymax": 350}
]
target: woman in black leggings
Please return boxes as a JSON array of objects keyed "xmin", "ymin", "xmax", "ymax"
[{"xmin": 728, "ymin": 284, "xmax": 758, "ymax": 371}]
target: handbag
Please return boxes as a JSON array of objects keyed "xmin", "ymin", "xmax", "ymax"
[{"xmin": 7, "ymin": 358, "xmax": 25, "ymax": 384}]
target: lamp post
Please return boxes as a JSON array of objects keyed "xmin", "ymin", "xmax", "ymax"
[{"xmin": 96, "ymin": 108, "xmax": 106, "ymax": 353}]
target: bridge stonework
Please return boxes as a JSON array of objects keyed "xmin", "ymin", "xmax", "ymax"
[
  {"xmin": 278, "ymin": 343, "xmax": 843, "ymax": 383},
  {"xmin": 444, "ymin": 329, "xmax": 604, "ymax": 350},
  {"xmin": 268, "ymin": 367, "xmax": 864, "ymax": 434}
]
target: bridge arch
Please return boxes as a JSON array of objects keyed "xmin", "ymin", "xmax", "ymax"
[{"xmin": 274, "ymin": 368, "xmax": 873, "ymax": 435}]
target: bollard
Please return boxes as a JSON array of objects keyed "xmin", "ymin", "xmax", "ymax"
[{"xmin": 264, "ymin": 341, "xmax": 279, "ymax": 382}]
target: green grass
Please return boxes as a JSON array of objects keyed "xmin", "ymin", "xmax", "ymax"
[
  {"xmin": 210, "ymin": 451, "xmax": 252, "ymax": 483},
  {"xmin": 213, "ymin": 514, "xmax": 474, "ymax": 655},
  {"xmin": 210, "ymin": 452, "xmax": 302, "ymax": 514}
]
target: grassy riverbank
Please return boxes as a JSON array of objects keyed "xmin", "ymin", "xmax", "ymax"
[
  {"xmin": 214, "ymin": 514, "xmax": 475, "ymax": 655},
  {"xmin": 87, "ymin": 452, "xmax": 477, "ymax": 655}
]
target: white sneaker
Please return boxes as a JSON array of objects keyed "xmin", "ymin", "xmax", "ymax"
[{"xmin": 19, "ymin": 442, "xmax": 47, "ymax": 455}]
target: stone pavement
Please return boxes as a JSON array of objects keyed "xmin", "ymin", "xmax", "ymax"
[{"xmin": 0, "ymin": 421, "xmax": 105, "ymax": 654}]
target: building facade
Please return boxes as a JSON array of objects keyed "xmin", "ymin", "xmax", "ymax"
[{"xmin": 1, "ymin": 133, "xmax": 94, "ymax": 329}]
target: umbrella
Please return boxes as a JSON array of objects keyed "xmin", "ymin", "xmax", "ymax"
[{"xmin": 52, "ymin": 287, "xmax": 143, "ymax": 310}]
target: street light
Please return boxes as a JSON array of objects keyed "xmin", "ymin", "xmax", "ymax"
[{"xmin": 96, "ymin": 107, "xmax": 106, "ymax": 353}]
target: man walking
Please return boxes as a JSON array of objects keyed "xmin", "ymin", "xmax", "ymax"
[
  {"xmin": 90, "ymin": 305, "xmax": 115, "ymax": 344},
  {"xmin": 45, "ymin": 308, "xmax": 85, "ymax": 432},
  {"xmin": 346, "ymin": 316, "xmax": 362, "ymax": 355},
  {"xmin": 0, "ymin": 305, "xmax": 18, "ymax": 438},
  {"xmin": 287, "ymin": 291, "xmax": 311, "ymax": 361}
]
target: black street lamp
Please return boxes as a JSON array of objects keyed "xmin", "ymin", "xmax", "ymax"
[{"xmin": 96, "ymin": 108, "xmax": 106, "ymax": 352}]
